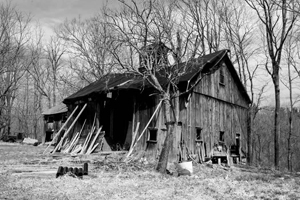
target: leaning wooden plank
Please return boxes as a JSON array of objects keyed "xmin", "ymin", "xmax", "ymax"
[
  {"xmin": 129, "ymin": 122, "xmax": 140, "ymax": 151},
  {"xmin": 86, "ymin": 143, "xmax": 99, "ymax": 155},
  {"xmin": 61, "ymin": 138, "xmax": 70, "ymax": 150},
  {"xmin": 80, "ymin": 126, "xmax": 95, "ymax": 154},
  {"xmin": 81, "ymin": 115, "xmax": 96, "ymax": 150},
  {"xmin": 81, "ymin": 113, "xmax": 97, "ymax": 153},
  {"xmin": 86, "ymin": 126, "xmax": 103, "ymax": 154},
  {"xmin": 43, "ymin": 105, "xmax": 79, "ymax": 154},
  {"xmin": 126, "ymin": 100, "xmax": 162, "ymax": 158},
  {"xmin": 69, "ymin": 135, "xmax": 80, "ymax": 153},
  {"xmin": 71, "ymin": 144, "xmax": 82, "ymax": 154},
  {"xmin": 54, "ymin": 103, "xmax": 87, "ymax": 153},
  {"xmin": 83, "ymin": 126, "xmax": 97, "ymax": 153},
  {"xmin": 68, "ymin": 120, "xmax": 86, "ymax": 152},
  {"xmin": 63, "ymin": 131, "xmax": 79, "ymax": 153},
  {"xmin": 63, "ymin": 132, "xmax": 78, "ymax": 153},
  {"xmin": 87, "ymin": 132, "xmax": 104, "ymax": 154},
  {"xmin": 51, "ymin": 103, "xmax": 87, "ymax": 154},
  {"xmin": 65, "ymin": 119, "xmax": 87, "ymax": 153},
  {"xmin": 91, "ymin": 113, "xmax": 97, "ymax": 130},
  {"xmin": 71, "ymin": 119, "xmax": 86, "ymax": 146}
]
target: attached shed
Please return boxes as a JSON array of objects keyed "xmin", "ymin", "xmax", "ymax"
[
  {"xmin": 63, "ymin": 49, "xmax": 250, "ymax": 162},
  {"xmin": 42, "ymin": 103, "xmax": 68, "ymax": 143}
]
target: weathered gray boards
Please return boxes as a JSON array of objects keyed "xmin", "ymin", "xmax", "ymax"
[{"xmin": 62, "ymin": 50, "xmax": 250, "ymax": 162}]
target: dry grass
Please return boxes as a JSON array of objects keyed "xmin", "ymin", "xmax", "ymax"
[{"xmin": 0, "ymin": 142, "xmax": 300, "ymax": 200}]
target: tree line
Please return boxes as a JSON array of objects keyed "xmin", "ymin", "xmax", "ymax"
[{"xmin": 1, "ymin": 0, "xmax": 300, "ymax": 172}]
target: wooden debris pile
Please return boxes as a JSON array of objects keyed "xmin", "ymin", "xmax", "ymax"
[
  {"xmin": 60, "ymin": 124, "xmax": 105, "ymax": 155},
  {"xmin": 44, "ymin": 104, "xmax": 107, "ymax": 155}
]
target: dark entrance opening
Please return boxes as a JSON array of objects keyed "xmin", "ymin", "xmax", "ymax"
[{"xmin": 101, "ymin": 91, "xmax": 134, "ymax": 150}]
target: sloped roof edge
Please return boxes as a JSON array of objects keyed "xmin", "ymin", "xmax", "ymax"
[{"xmin": 42, "ymin": 103, "xmax": 68, "ymax": 115}]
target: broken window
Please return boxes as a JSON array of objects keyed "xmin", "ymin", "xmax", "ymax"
[
  {"xmin": 48, "ymin": 116, "xmax": 54, "ymax": 123},
  {"xmin": 219, "ymin": 131, "xmax": 225, "ymax": 143},
  {"xmin": 195, "ymin": 127, "xmax": 202, "ymax": 141},
  {"xmin": 219, "ymin": 67, "xmax": 225, "ymax": 85}
]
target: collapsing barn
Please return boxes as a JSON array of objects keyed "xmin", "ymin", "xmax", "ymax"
[{"xmin": 54, "ymin": 49, "xmax": 250, "ymax": 162}]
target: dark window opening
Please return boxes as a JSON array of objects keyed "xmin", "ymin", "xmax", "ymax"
[
  {"xmin": 219, "ymin": 67, "xmax": 225, "ymax": 85},
  {"xmin": 62, "ymin": 114, "xmax": 67, "ymax": 123},
  {"xmin": 148, "ymin": 128, "xmax": 158, "ymax": 142},
  {"xmin": 236, "ymin": 133, "xmax": 240, "ymax": 152},
  {"xmin": 48, "ymin": 116, "xmax": 54, "ymax": 123},
  {"xmin": 195, "ymin": 127, "xmax": 202, "ymax": 141},
  {"xmin": 219, "ymin": 131, "xmax": 225, "ymax": 142}
]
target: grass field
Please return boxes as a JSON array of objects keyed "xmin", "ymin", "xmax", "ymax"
[{"xmin": 0, "ymin": 142, "xmax": 300, "ymax": 200}]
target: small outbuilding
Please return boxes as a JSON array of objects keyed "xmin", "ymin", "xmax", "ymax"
[{"xmin": 42, "ymin": 103, "xmax": 68, "ymax": 143}]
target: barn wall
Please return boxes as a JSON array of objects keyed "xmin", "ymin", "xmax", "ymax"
[
  {"xmin": 178, "ymin": 60, "xmax": 249, "ymax": 157},
  {"xmin": 194, "ymin": 61, "xmax": 249, "ymax": 108}
]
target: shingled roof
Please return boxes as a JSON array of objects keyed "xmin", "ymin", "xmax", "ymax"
[{"xmin": 64, "ymin": 50, "xmax": 250, "ymax": 104}]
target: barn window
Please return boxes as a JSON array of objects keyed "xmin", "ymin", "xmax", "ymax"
[
  {"xmin": 147, "ymin": 127, "xmax": 158, "ymax": 143},
  {"xmin": 61, "ymin": 113, "xmax": 67, "ymax": 123},
  {"xmin": 195, "ymin": 127, "xmax": 203, "ymax": 141},
  {"xmin": 219, "ymin": 131, "xmax": 225, "ymax": 143},
  {"xmin": 236, "ymin": 133, "xmax": 240, "ymax": 148},
  {"xmin": 48, "ymin": 116, "xmax": 54, "ymax": 123},
  {"xmin": 219, "ymin": 67, "xmax": 225, "ymax": 85}
]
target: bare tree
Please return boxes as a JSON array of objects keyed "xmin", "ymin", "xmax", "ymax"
[
  {"xmin": 45, "ymin": 36, "xmax": 66, "ymax": 107},
  {"xmin": 56, "ymin": 12, "xmax": 116, "ymax": 85},
  {"xmin": 282, "ymin": 34, "xmax": 300, "ymax": 171},
  {"xmin": 0, "ymin": 2, "xmax": 32, "ymax": 137},
  {"xmin": 245, "ymin": 0, "xmax": 298, "ymax": 169},
  {"xmin": 179, "ymin": 0, "xmax": 223, "ymax": 56}
]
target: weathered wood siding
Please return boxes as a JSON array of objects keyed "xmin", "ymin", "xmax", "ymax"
[{"xmin": 179, "ymin": 61, "xmax": 249, "ymax": 156}]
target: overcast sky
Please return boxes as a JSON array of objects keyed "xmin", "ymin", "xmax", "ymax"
[{"xmin": 5, "ymin": 0, "xmax": 120, "ymax": 39}]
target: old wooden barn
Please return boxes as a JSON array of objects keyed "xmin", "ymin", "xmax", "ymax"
[{"xmin": 61, "ymin": 49, "xmax": 250, "ymax": 162}]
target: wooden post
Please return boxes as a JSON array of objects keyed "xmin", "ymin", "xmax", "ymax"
[
  {"xmin": 42, "ymin": 117, "xmax": 47, "ymax": 144},
  {"xmin": 51, "ymin": 103, "xmax": 87, "ymax": 154},
  {"xmin": 43, "ymin": 105, "xmax": 79, "ymax": 154}
]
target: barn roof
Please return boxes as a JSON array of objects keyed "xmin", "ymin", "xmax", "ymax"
[
  {"xmin": 42, "ymin": 103, "xmax": 68, "ymax": 116},
  {"xmin": 64, "ymin": 50, "xmax": 251, "ymax": 104}
]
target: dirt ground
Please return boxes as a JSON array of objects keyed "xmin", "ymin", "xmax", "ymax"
[{"xmin": 0, "ymin": 142, "xmax": 300, "ymax": 200}]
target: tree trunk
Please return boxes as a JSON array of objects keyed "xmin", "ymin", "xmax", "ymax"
[
  {"xmin": 287, "ymin": 61, "xmax": 293, "ymax": 171},
  {"xmin": 287, "ymin": 109, "xmax": 292, "ymax": 171},
  {"xmin": 156, "ymin": 97, "xmax": 175, "ymax": 173},
  {"xmin": 273, "ymin": 67, "xmax": 280, "ymax": 170},
  {"xmin": 247, "ymin": 107, "xmax": 252, "ymax": 165},
  {"xmin": 53, "ymin": 73, "xmax": 56, "ymax": 106}
]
